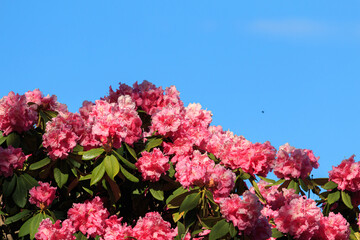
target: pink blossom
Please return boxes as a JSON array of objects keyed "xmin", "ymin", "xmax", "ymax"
[
  {"xmin": 150, "ymin": 106, "xmax": 183, "ymax": 136},
  {"xmin": 205, "ymin": 127, "xmax": 276, "ymax": 176},
  {"xmin": 273, "ymin": 143, "xmax": 319, "ymax": 179},
  {"xmin": 208, "ymin": 164, "xmax": 236, "ymax": 200},
  {"xmin": 35, "ymin": 218, "xmax": 76, "ymax": 240},
  {"xmin": 25, "ymin": 89, "xmax": 68, "ymax": 114},
  {"xmin": 175, "ymin": 150, "xmax": 214, "ymax": 188},
  {"xmin": 328, "ymin": 155, "xmax": 360, "ymax": 192},
  {"xmin": 248, "ymin": 217, "xmax": 272, "ymax": 240},
  {"xmin": 274, "ymin": 196, "xmax": 322, "ymax": 240},
  {"xmin": 42, "ymin": 112, "xmax": 81, "ymax": 160},
  {"xmin": 67, "ymin": 196, "xmax": 109, "ymax": 238},
  {"xmin": 29, "ymin": 181, "xmax": 57, "ymax": 209},
  {"xmin": 220, "ymin": 191, "xmax": 263, "ymax": 235},
  {"xmin": 0, "ymin": 146, "xmax": 28, "ymax": 177},
  {"xmin": 89, "ymin": 96, "xmax": 142, "ymax": 148},
  {"xmin": 0, "ymin": 91, "xmax": 37, "ymax": 135},
  {"xmin": 136, "ymin": 148, "xmax": 170, "ymax": 182},
  {"xmin": 102, "ymin": 215, "xmax": 133, "ymax": 240},
  {"xmin": 132, "ymin": 212, "xmax": 177, "ymax": 240},
  {"xmin": 315, "ymin": 212, "xmax": 350, "ymax": 240}
]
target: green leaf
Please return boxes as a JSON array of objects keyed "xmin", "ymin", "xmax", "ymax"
[
  {"xmin": 272, "ymin": 228, "xmax": 284, "ymax": 238},
  {"xmin": 104, "ymin": 155, "xmax": 120, "ymax": 181},
  {"xmin": 251, "ymin": 179, "xmax": 266, "ymax": 203},
  {"xmin": 12, "ymin": 175, "xmax": 28, "ymax": 208},
  {"xmin": 3, "ymin": 174, "xmax": 17, "ymax": 197},
  {"xmin": 53, "ymin": 162, "xmax": 69, "ymax": 188},
  {"xmin": 82, "ymin": 186, "xmax": 94, "ymax": 196},
  {"xmin": 150, "ymin": 189, "xmax": 164, "ymax": 201},
  {"xmin": 299, "ymin": 178, "xmax": 309, "ymax": 192},
  {"xmin": 209, "ymin": 219, "xmax": 230, "ymax": 240},
  {"xmin": 90, "ymin": 161, "xmax": 106, "ymax": 186},
  {"xmin": 120, "ymin": 165, "xmax": 139, "ymax": 182},
  {"xmin": 113, "ymin": 149, "xmax": 136, "ymax": 169},
  {"xmin": 29, "ymin": 157, "xmax": 51, "ymax": 170},
  {"xmin": 229, "ymin": 223, "xmax": 237, "ymax": 237},
  {"xmin": 72, "ymin": 144, "xmax": 84, "ymax": 153},
  {"xmin": 124, "ymin": 143, "xmax": 137, "ymax": 160},
  {"xmin": 322, "ymin": 181, "xmax": 338, "ymax": 190},
  {"xmin": 79, "ymin": 174, "xmax": 92, "ymax": 181},
  {"xmin": 30, "ymin": 213, "xmax": 47, "ymax": 239},
  {"xmin": 327, "ymin": 191, "xmax": 340, "ymax": 205},
  {"xmin": 179, "ymin": 192, "xmax": 200, "ymax": 213},
  {"xmin": 258, "ymin": 176, "xmax": 276, "ymax": 183},
  {"xmin": 0, "ymin": 132, "xmax": 7, "ymax": 145},
  {"xmin": 177, "ymin": 221, "xmax": 185, "ymax": 237},
  {"xmin": 21, "ymin": 173, "xmax": 38, "ymax": 189},
  {"xmin": 341, "ymin": 191, "xmax": 353, "ymax": 209},
  {"xmin": 168, "ymin": 162, "xmax": 175, "ymax": 178},
  {"xmin": 75, "ymin": 232, "xmax": 89, "ymax": 240},
  {"xmin": 18, "ymin": 215, "xmax": 33, "ymax": 237},
  {"xmin": 4, "ymin": 209, "xmax": 31, "ymax": 224},
  {"xmin": 6, "ymin": 132, "xmax": 20, "ymax": 148},
  {"xmin": 167, "ymin": 188, "xmax": 198, "ymax": 209},
  {"xmin": 287, "ymin": 179, "xmax": 300, "ymax": 194},
  {"xmin": 81, "ymin": 148, "xmax": 104, "ymax": 160},
  {"xmin": 166, "ymin": 187, "xmax": 188, "ymax": 205},
  {"xmin": 145, "ymin": 138, "xmax": 163, "ymax": 152},
  {"xmin": 44, "ymin": 110, "xmax": 58, "ymax": 119}
]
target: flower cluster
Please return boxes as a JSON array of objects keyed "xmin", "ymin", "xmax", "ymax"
[
  {"xmin": 273, "ymin": 143, "xmax": 319, "ymax": 179},
  {"xmin": 29, "ymin": 181, "xmax": 57, "ymax": 209},
  {"xmin": 328, "ymin": 155, "xmax": 360, "ymax": 192},
  {"xmin": 0, "ymin": 146, "xmax": 28, "ymax": 177},
  {"xmin": 35, "ymin": 219, "xmax": 76, "ymax": 240},
  {"xmin": 0, "ymin": 91, "xmax": 37, "ymax": 135},
  {"xmin": 135, "ymin": 148, "xmax": 170, "ymax": 182}
]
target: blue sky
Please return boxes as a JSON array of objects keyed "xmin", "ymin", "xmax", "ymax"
[{"xmin": 0, "ymin": 1, "xmax": 359, "ymax": 178}]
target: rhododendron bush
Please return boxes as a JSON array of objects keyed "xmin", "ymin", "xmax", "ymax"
[{"xmin": 0, "ymin": 81, "xmax": 359, "ymax": 240}]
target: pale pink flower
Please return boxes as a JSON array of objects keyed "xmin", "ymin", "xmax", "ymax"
[
  {"xmin": 273, "ymin": 143, "xmax": 319, "ymax": 179},
  {"xmin": 136, "ymin": 148, "xmax": 170, "ymax": 182},
  {"xmin": 132, "ymin": 212, "xmax": 177, "ymax": 240},
  {"xmin": 35, "ymin": 218, "xmax": 76, "ymax": 240},
  {"xmin": 29, "ymin": 181, "xmax": 57, "ymax": 209},
  {"xmin": 102, "ymin": 215, "xmax": 133, "ymax": 240},
  {"xmin": 220, "ymin": 191, "xmax": 263, "ymax": 235},
  {"xmin": 67, "ymin": 196, "xmax": 109, "ymax": 238},
  {"xmin": 315, "ymin": 212, "xmax": 350, "ymax": 240},
  {"xmin": 0, "ymin": 91, "xmax": 37, "ymax": 135},
  {"xmin": 274, "ymin": 196, "xmax": 322, "ymax": 240},
  {"xmin": 0, "ymin": 146, "xmax": 28, "ymax": 177},
  {"xmin": 42, "ymin": 112, "xmax": 81, "ymax": 160},
  {"xmin": 328, "ymin": 155, "xmax": 360, "ymax": 192}
]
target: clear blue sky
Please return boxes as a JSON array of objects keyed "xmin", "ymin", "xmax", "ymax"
[{"xmin": 1, "ymin": 1, "xmax": 359, "ymax": 178}]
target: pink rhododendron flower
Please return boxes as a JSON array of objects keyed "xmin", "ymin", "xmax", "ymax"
[
  {"xmin": 314, "ymin": 212, "xmax": 350, "ymax": 240},
  {"xmin": 25, "ymin": 89, "xmax": 68, "ymax": 114},
  {"xmin": 42, "ymin": 112, "xmax": 81, "ymax": 160},
  {"xmin": 88, "ymin": 96, "xmax": 142, "ymax": 148},
  {"xmin": 132, "ymin": 212, "xmax": 177, "ymax": 240},
  {"xmin": 273, "ymin": 143, "xmax": 319, "ymax": 179},
  {"xmin": 0, "ymin": 91, "xmax": 37, "ymax": 135},
  {"xmin": 101, "ymin": 215, "xmax": 134, "ymax": 240},
  {"xmin": 29, "ymin": 181, "xmax": 57, "ymax": 209},
  {"xmin": 175, "ymin": 150, "xmax": 214, "ymax": 188},
  {"xmin": 205, "ymin": 127, "xmax": 276, "ymax": 177},
  {"xmin": 35, "ymin": 218, "xmax": 76, "ymax": 240},
  {"xmin": 150, "ymin": 106, "xmax": 183, "ymax": 136},
  {"xmin": 67, "ymin": 196, "xmax": 109, "ymax": 238},
  {"xmin": 274, "ymin": 196, "xmax": 322, "ymax": 240},
  {"xmin": 220, "ymin": 191, "xmax": 263, "ymax": 235},
  {"xmin": 136, "ymin": 148, "xmax": 170, "ymax": 182},
  {"xmin": 208, "ymin": 164, "xmax": 236, "ymax": 201},
  {"xmin": 328, "ymin": 155, "xmax": 360, "ymax": 192},
  {"xmin": 0, "ymin": 146, "xmax": 28, "ymax": 177}
]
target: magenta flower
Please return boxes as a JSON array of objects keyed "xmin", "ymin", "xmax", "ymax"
[
  {"xmin": 29, "ymin": 181, "xmax": 57, "ymax": 209},
  {"xmin": 0, "ymin": 146, "xmax": 28, "ymax": 177}
]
